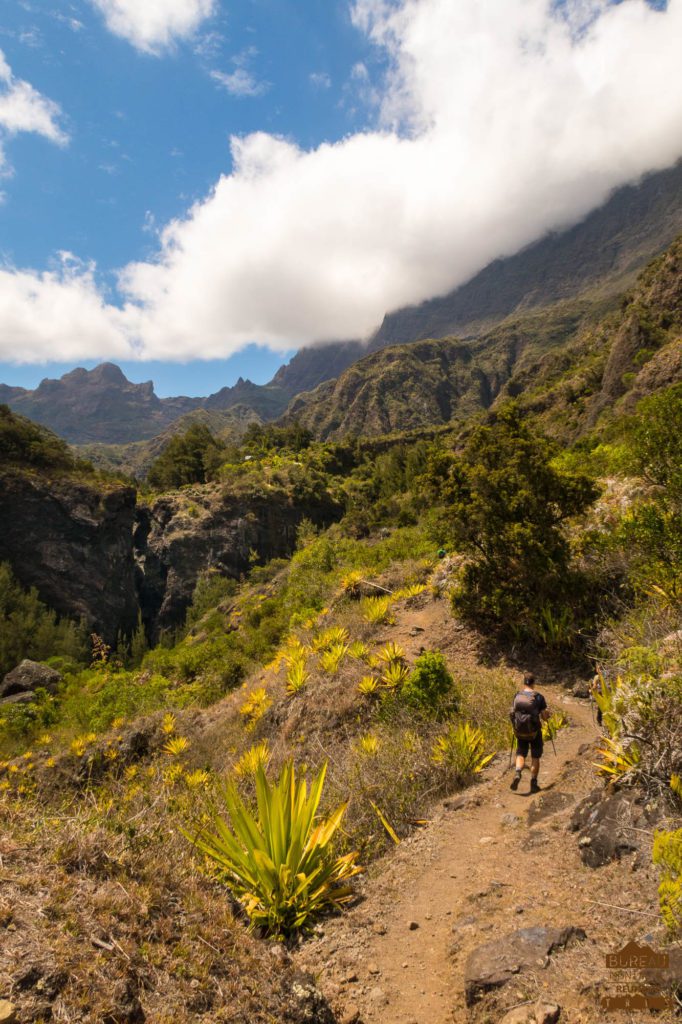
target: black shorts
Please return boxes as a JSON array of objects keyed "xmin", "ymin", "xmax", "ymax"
[{"xmin": 516, "ymin": 733, "xmax": 543, "ymax": 758}]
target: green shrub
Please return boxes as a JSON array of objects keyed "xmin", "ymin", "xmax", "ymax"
[
  {"xmin": 423, "ymin": 404, "xmax": 598, "ymax": 638},
  {"xmin": 0, "ymin": 562, "xmax": 88, "ymax": 676},
  {"xmin": 401, "ymin": 651, "xmax": 457, "ymax": 714}
]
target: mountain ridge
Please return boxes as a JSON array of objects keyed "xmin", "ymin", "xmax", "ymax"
[{"xmin": 1, "ymin": 161, "xmax": 681, "ymax": 446}]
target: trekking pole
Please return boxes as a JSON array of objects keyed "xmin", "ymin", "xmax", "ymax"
[
  {"xmin": 508, "ymin": 734, "xmax": 515, "ymax": 769},
  {"xmin": 550, "ymin": 734, "xmax": 557, "ymax": 757}
]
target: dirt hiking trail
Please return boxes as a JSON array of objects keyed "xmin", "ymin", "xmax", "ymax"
[{"xmin": 297, "ymin": 683, "xmax": 666, "ymax": 1024}]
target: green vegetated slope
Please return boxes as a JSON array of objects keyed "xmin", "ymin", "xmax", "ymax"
[
  {"xmin": 280, "ymin": 238, "xmax": 682, "ymax": 441},
  {"xmin": 78, "ymin": 404, "xmax": 264, "ymax": 479},
  {"xmin": 1, "ymin": 245, "xmax": 682, "ymax": 1019}
]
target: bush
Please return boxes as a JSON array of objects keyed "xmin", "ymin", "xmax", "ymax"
[
  {"xmin": 401, "ymin": 651, "xmax": 457, "ymax": 714},
  {"xmin": 423, "ymin": 404, "xmax": 598, "ymax": 638}
]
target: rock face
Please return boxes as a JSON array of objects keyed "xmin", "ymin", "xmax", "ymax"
[
  {"xmin": 0, "ymin": 470, "xmax": 139, "ymax": 643},
  {"xmin": 0, "ymin": 660, "xmax": 61, "ymax": 699},
  {"xmin": 463, "ymin": 925, "xmax": 585, "ymax": 1006},
  {"xmin": 136, "ymin": 485, "xmax": 342, "ymax": 638},
  {"xmin": 570, "ymin": 787, "xmax": 659, "ymax": 867}
]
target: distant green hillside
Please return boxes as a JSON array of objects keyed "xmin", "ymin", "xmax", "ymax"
[{"xmin": 281, "ymin": 237, "xmax": 682, "ymax": 443}]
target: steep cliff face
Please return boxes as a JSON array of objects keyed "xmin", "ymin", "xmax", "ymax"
[
  {"xmin": 0, "ymin": 470, "xmax": 139, "ymax": 642},
  {"xmin": 135, "ymin": 484, "xmax": 342, "ymax": 638}
]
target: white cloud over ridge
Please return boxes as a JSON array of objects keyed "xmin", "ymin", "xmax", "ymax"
[
  {"xmin": 90, "ymin": 0, "xmax": 216, "ymax": 54},
  {"xmin": 2, "ymin": 0, "xmax": 682, "ymax": 364},
  {"xmin": 0, "ymin": 49, "xmax": 68, "ymax": 175}
]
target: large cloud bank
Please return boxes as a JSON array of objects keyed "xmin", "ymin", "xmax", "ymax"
[{"xmin": 3, "ymin": 0, "xmax": 682, "ymax": 363}]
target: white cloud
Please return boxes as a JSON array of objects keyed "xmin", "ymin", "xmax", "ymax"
[
  {"xmin": 309, "ymin": 71, "xmax": 332, "ymax": 89},
  {"xmin": 210, "ymin": 67, "xmax": 268, "ymax": 98},
  {"xmin": 1, "ymin": 0, "xmax": 682, "ymax": 364},
  {"xmin": 0, "ymin": 49, "xmax": 68, "ymax": 178},
  {"xmin": 0, "ymin": 256, "xmax": 131, "ymax": 363},
  {"xmin": 211, "ymin": 47, "xmax": 269, "ymax": 98},
  {"xmin": 89, "ymin": 0, "xmax": 216, "ymax": 54}
]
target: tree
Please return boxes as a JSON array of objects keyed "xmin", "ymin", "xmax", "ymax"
[
  {"xmin": 427, "ymin": 405, "xmax": 598, "ymax": 633},
  {"xmin": 147, "ymin": 424, "xmax": 221, "ymax": 490}
]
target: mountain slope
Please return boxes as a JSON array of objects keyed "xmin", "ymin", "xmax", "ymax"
[
  {"xmin": 281, "ymin": 299, "xmax": 600, "ymax": 440},
  {"xmin": 370, "ymin": 160, "xmax": 682, "ymax": 347}
]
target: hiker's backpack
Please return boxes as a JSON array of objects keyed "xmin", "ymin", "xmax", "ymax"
[{"xmin": 511, "ymin": 692, "xmax": 541, "ymax": 739}]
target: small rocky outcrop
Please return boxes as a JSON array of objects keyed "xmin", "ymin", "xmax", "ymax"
[
  {"xmin": 570, "ymin": 787, "xmax": 660, "ymax": 867},
  {"xmin": 0, "ymin": 660, "xmax": 61, "ymax": 700},
  {"xmin": 135, "ymin": 484, "xmax": 342, "ymax": 638},
  {"xmin": 0, "ymin": 470, "xmax": 139, "ymax": 643},
  {"xmin": 464, "ymin": 925, "xmax": 585, "ymax": 1006}
]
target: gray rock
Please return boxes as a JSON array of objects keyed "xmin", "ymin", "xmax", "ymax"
[
  {"xmin": 571, "ymin": 680, "xmax": 591, "ymax": 698},
  {"xmin": 570, "ymin": 788, "xmax": 658, "ymax": 867},
  {"xmin": 0, "ymin": 690, "xmax": 36, "ymax": 706},
  {"xmin": 0, "ymin": 659, "xmax": 61, "ymax": 698},
  {"xmin": 464, "ymin": 926, "xmax": 585, "ymax": 1006},
  {"xmin": 501, "ymin": 813, "xmax": 522, "ymax": 828}
]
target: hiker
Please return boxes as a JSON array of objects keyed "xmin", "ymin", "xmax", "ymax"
[{"xmin": 509, "ymin": 671, "xmax": 551, "ymax": 793}]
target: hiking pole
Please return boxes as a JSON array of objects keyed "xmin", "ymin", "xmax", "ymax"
[
  {"xmin": 508, "ymin": 734, "xmax": 515, "ymax": 769},
  {"xmin": 549, "ymin": 733, "xmax": 557, "ymax": 757}
]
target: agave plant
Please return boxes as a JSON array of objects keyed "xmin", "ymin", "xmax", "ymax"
[
  {"xmin": 379, "ymin": 642, "xmax": 406, "ymax": 665},
  {"xmin": 233, "ymin": 740, "xmax": 271, "ymax": 778},
  {"xmin": 239, "ymin": 688, "xmax": 272, "ymax": 730},
  {"xmin": 340, "ymin": 570, "xmax": 365, "ymax": 598},
  {"xmin": 431, "ymin": 722, "xmax": 494, "ymax": 779},
  {"xmin": 348, "ymin": 640, "xmax": 371, "ymax": 662},
  {"xmin": 592, "ymin": 673, "xmax": 622, "ymax": 737},
  {"xmin": 542, "ymin": 711, "xmax": 568, "ymax": 742},
  {"xmin": 312, "ymin": 626, "xmax": 350, "ymax": 652},
  {"xmin": 162, "ymin": 735, "xmax": 190, "ymax": 757},
  {"xmin": 357, "ymin": 733, "xmax": 380, "ymax": 756},
  {"xmin": 286, "ymin": 659, "xmax": 310, "ymax": 694},
  {"xmin": 185, "ymin": 761, "xmax": 361, "ymax": 936},
  {"xmin": 319, "ymin": 643, "xmax": 349, "ymax": 676},
  {"xmin": 593, "ymin": 736, "xmax": 641, "ymax": 781},
  {"xmin": 381, "ymin": 662, "xmax": 410, "ymax": 689},
  {"xmin": 360, "ymin": 596, "xmax": 395, "ymax": 625},
  {"xmin": 393, "ymin": 583, "xmax": 427, "ymax": 601},
  {"xmin": 357, "ymin": 675, "xmax": 381, "ymax": 696}
]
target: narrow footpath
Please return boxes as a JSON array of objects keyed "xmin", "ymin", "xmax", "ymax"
[{"xmin": 298, "ymin": 687, "xmax": 664, "ymax": 1024}]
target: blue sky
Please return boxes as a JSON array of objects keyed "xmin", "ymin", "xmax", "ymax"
[
  {"xmin": 0, "ymin": 0, "xmax": 382, "ymax": 394},
  {"xmin": 0, "ymin": 0, "xmax": 680, "ymax": 398}
]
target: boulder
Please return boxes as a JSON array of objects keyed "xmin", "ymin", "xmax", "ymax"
[
  {"xmin": 0, "ymin": 660, "xmax": 61, "ymax": 698},
  {"xmin": 464, "ymin": 926, "xmax": 585, "ymax": 1006},
  {"xmin": 570, "ymin": 788, "xmax": 659, "ymax": 867},
  {"xmin": 0, "ymin": 691, "xmax": 36, "ymax": 706},
  {"xmin": 571, "ymin": 680, "xmax": 591, "ymax": 698}
]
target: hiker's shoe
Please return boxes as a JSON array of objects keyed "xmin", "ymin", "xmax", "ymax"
[
  {"xmin": 510, "ymin": 773, "xmax": 521, "ymax": 791},
  {"xmin": 530, "ymin": 778, "xmax": 540, "ymax": 794}
]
